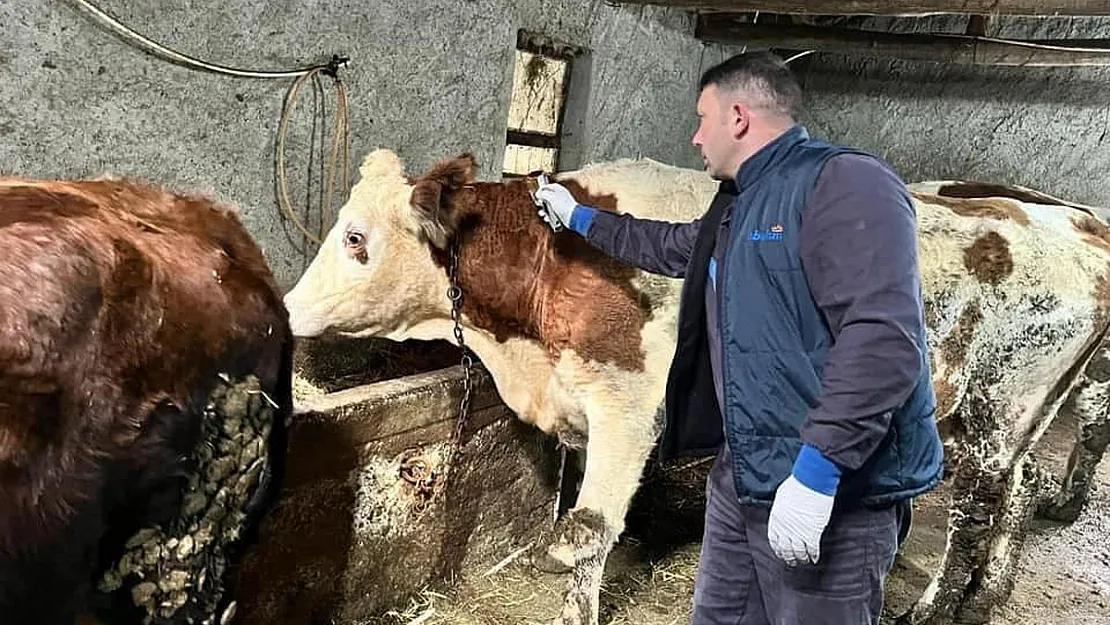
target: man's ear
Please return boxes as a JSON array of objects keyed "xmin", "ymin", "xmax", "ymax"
[
  {"xmin": 730, "ymin": 102, "xmax": 750, "ymax": 140},
  {"xmin": 408, "ymin": 153, "xmax": 477, "ymax": 249}
]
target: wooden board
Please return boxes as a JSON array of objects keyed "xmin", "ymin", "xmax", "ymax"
[
  {"xmin": 696, "ymin": 19, "xmax": 1110, "ymax": 66},
  {"xmin": 608, "ymin": 0, "xmax": 1110, "ymax": 16},
  {"xmin": 229, "ymin": 365, "xmax": 562, "ymax": 624}
]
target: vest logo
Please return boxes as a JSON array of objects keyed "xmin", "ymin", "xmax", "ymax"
[{"xmin": 748, "ymin": 223, "xmax": 786, "ymax": 241}]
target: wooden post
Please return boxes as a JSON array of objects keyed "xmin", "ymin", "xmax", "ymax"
[{"xmin": 695, "ymin": 19, "xmax": 1110, "ymax": 67}]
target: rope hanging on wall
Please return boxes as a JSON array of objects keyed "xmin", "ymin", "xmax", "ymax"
[
  {"xmin": 69, "ymin": 0, "xmax": 349, "ymax": 248},
  {"xmin": 274, "ymin": 63, "xmax": 349, "ymax": 248}
]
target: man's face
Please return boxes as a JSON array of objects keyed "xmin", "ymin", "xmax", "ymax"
[{"xmin": 692, "ymin": 84, "xmax": 746, "ymax": 181}]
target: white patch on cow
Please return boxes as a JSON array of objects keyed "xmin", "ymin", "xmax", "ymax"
[{"xmin": 983, "ymin": 456, "xmax": 1029, "ymax": 578}]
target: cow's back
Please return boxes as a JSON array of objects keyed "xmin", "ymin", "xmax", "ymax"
[
  {"xmin": 557, "ymin": 157, "xmax": 719, "ymax": 224},
  {"xmin": 538, "ymin": 164, "xmax": 1110, "ymax": 449},
  {"xmin": 912, "ymin": 186, "xmax": 1110, "ymax": 445},
  {"xmin": 0, "ymin": 177, "xmax": 291, "ymax": 623}
]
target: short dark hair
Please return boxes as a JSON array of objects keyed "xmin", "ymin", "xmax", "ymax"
[{"xmin": 698, "ymin": 51, "xmax": 801, "ymax": 120}]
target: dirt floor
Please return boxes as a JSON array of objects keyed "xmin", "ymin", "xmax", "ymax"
[
  {"xmin": 362, "ymin": 409, "xmax": 1110, "ymax": 625},
  {"xmin": 989, "ymin": 422, "xmax": 1110, "ymax": 625}
]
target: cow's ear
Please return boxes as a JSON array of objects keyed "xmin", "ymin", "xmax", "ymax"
[{"xmin": 409, "ymin": 153, "xmax": 477, "ymax": 249}]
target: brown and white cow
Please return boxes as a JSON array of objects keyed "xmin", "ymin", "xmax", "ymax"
[
  {"xmin": 0, "ymin": 177, "xmax": 293, "ymax": 625},
  {"xmin": 283, "ymin": 148, "xmax": 1110, "ymax": 625}
]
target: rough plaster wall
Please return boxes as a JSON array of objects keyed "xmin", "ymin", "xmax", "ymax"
[
  {"xmin": 0, "ymin": 0, "xmax": 726, "ymax": 289},
  {"xmin": 786, "ymin": 15, "xmax": 1110, "ymax": 207}
]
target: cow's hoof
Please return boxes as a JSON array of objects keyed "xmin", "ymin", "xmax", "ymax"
[
  {"xmin": 894, "ymin": 603, "xmax": 938, "ymax": 625},
  {"xmin": 549, "ymin": 603, "xmax": 591, "ymax": 625},
  {"xmin": 531, "ymin": 513, "xmax": 576, "ymax": 574},
  {"xmin": 532, "ymin": 547, "xmax": 574, "ymax": 574},
  {"xmin": 531, "ymin": 532, "xmax": 574, "ymax": 573},
  {"xmin": 1037, "ymin": 486, "xmax": 1086, "ymax": 524}
]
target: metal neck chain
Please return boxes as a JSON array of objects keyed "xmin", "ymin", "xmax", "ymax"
[{"xmin": 438, "ymin": 238, "xmax": 474, "ymax": 500}]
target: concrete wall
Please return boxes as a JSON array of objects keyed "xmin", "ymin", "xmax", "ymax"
[
  {"xmin": 8, "ymin": 2, "xmax": 1107, "ymax": 288},
  {"xmin": 784, "ymin": 14, "xmax": 1110, "ymax": 208},
  {"xmin": 1, "ymin": 0, "xmax": 730, "ymax": 289}
]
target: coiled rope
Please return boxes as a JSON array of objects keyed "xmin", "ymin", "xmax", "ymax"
[
  {"xmin": 275, "ymin": 64, "xmax": 349, "ymax": 247},
  {"xmin": 70, "ymin": 0, "xmax": 348, "ymax": 246}
]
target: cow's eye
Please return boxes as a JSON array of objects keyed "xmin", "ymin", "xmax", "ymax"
[
  {"xmin": 344, "ymin": 228, "xmax": 369, "ymax": 263},
  {"xmin": 345, "ymin": 231, "xmax": 364, "ymax": 248}
]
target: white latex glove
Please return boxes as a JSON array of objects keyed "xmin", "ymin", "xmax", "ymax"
[
  {"xmin": 767, "ymin": 475, "xmax": 835, "ymax": 566},
  {"xmin": 534, "ymin": 182, "xmax": 578, "ymax": 230}
]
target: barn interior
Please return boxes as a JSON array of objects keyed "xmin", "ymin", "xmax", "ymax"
[{"xmin": 4, "ymin": 1, "xmax": 1110, "ymax": 624}]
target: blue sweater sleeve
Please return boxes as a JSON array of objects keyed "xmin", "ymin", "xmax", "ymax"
[
  {"xmin": 568, "ymin": 205, "xmax": 596, "ymax": 235},
  {"xmin": 794, "ymin": 153, "xmax": 928, "ymax": 478}
]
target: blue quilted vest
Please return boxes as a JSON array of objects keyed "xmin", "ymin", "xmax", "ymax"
[{"xmin": 719, "ymin": 126, "xmax": 943, "ymax": 508}]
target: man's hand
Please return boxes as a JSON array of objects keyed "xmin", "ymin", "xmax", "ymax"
[
  {"xmin": 767, "ymin": 475, "xmax": 835, "ymax": 565},
  {"xmin": 534, "ymin": 182, "xmax": 578, "ymax": 231},
  {"xmin": 768, "ymin": 444, "xmax": 840, "ymax": 566}
]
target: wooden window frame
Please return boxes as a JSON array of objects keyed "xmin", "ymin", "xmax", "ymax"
[{"xmin": 502, "ymin": 30, "xmax": 583, "ymax": 178}]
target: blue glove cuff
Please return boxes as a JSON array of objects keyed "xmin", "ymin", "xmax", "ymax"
[
  {"xmin": 568, "ymin": 205, "xmax": 596, "ymax": 235},
  {"xmin": 792, "ymin": 444, "xmax": 841, "ymax": 496}
]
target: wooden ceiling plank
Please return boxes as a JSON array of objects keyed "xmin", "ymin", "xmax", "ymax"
[
  {"xmin": 610, "ymin": 0, "xmax": 1110, "ymax": 17},
  {"xmin": 695, "ymin": 18, "xmax": 1110, "ymax": 66}
]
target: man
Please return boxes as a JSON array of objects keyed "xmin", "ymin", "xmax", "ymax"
[{"xmin": 534, "ymin": 52, "xmax": 943, "ymax": 624}]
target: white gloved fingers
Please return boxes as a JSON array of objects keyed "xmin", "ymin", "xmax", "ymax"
[
  {"xmin": 770, "ymin": 526, "xmax": 810, "ymax": 567},
  {"xmin": 768, "ymin": 475, "xmax": 835, "ymax": 567},
  {"xmin": 534, "ymin": 183, "xmax": 572, "ymax": 204},
  {"xmin": 787, "ymin": 535, "xmax": 808, "ymax": 567},
  {"xmin": 536, "ymin": 207, "xmax": 560, "ymax": 231},
  {"xmin": 534, "ymin": 183, "xmax": 577, "ymax": 224},
  {"xmin": 768, "ymin": 521, "xmax": 784, "ymax": 561},
  {"xmin": 768, "ymin": 516, "xmax": 797, "ymax": 566},
  {"xmin": 805, "ymin": 538, "xmax": 821, "ymax": 564}
]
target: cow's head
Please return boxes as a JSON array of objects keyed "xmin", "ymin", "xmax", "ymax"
[{"xmin": 283, "ymin": 148, "xmax": 476, "ymax": 339}]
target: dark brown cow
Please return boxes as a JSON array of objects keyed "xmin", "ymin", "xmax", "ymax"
[{"xmin": 0, "ymin": 176, "xmax": 292, "ymax": 625}]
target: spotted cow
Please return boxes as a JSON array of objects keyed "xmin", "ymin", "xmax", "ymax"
[
  {"xmin": 283, "ymin": 149, "xmax": 1110, "ymax": 625},
  {"xmin": 0, "ymin": 177, "xmax": 293, "ymax": 625}
]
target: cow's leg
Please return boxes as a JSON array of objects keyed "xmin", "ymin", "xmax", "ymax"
[
  {"xmin": 547, "ymin": 401, "xmax": 661, "ymax": 625},
  {"xmin": 953, "ymin": 453, "xmax": 1043, "ymax": 624},
  {"xmin": 1038, "ymin": 341, "xmax": 1110, "ymax": 523},
  {"xmin": 535, "ymin": 442, "xmax": 587, "ymax": 574},
  {"xmin": 896, "ymin": 383, "xmax": 1009, "ymax": 625}
]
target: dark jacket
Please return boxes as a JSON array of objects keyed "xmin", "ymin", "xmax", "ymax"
[{"xmin": 567, "ymin": 125, "xmax": 944, "ymax": 508}]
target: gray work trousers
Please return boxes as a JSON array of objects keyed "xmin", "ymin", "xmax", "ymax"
[{"xmin": 691, "ymin": 445, "xmax": 901, "ymax": 625}]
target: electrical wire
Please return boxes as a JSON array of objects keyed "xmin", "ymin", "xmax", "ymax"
[
  {"xmin": 69, "ymin": 0, "xmax": 350, "ymax": 247},
  {"xmin": 70, "ymin": 0, "xmax": 344, "ymax": 78}
]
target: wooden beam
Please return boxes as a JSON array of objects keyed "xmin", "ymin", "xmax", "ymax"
[
  {"xmin": 695, "ymin": 19, "xmax": 1110, "ymax": 66},
  {"xmin": 506, "ymin": 129, "xmax": 560, "ymax": 149},
  {"xmin": 610, "ymin": 0, "xmax": 1110, "ymax": 16}
]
